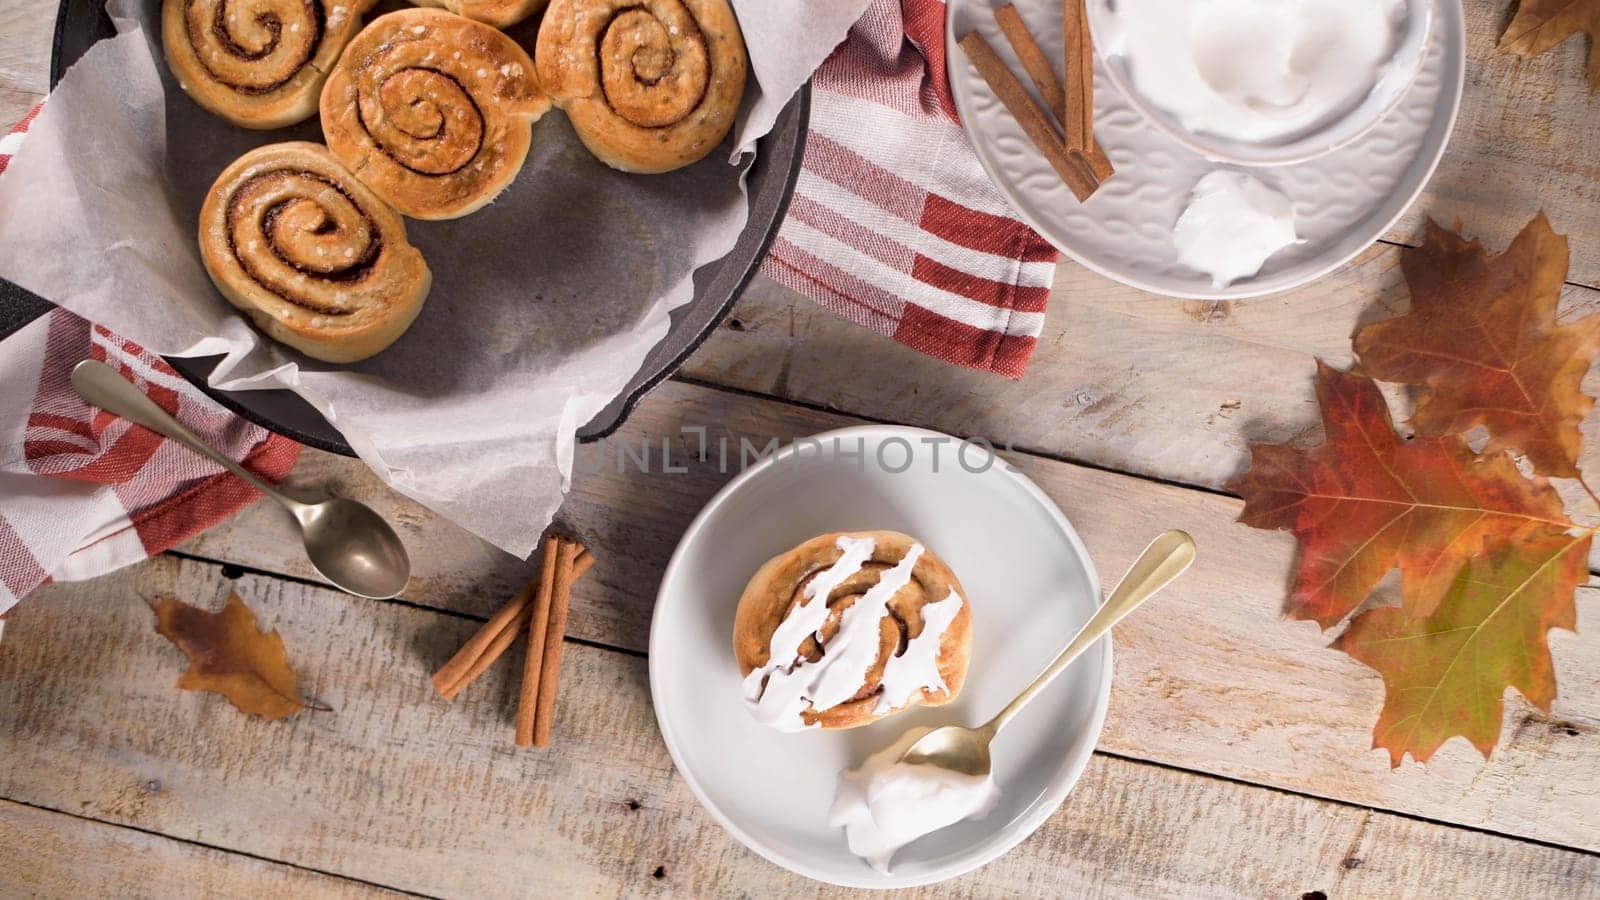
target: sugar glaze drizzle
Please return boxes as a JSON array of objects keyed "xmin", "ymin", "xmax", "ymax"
[{"xmin": 742, "ymin": 536, "xmax": 963, "ymax": 732}]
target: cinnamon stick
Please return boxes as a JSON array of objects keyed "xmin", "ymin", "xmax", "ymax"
[
  {"xmin": 445, "ymin": 556, "xmax": 585, "ymax": 695},
  {"xmin": 1072, "ymin": 2, "xmax": 1113, "ymax": 181},
  {"xmin": 432, "ymin": 547, "xmax": 592, "ymax": 701},
  {"xmin": 531, "ymin": 539, "xmax": 582, "ymax": 748},
  {"xmin": 1078, "ymin": 141, "xmax": 1115, "ymax": 183},
  {"xmin": 995, "ymin": 2, "xmax": 1114, "ymax": 185},
  {"xmin": 1062, "ymin": 0, "xmax": 1089, "ymax": 152},
  {"xmin": 995, "ymin": 5, "xmax": 1065, "ymax": 125},
  {"xmin": 514, "ymin": 535, "xmax": 563, "ymax": 747},
  {"xmin": 959, "ymin": 31, "xmax": 1099, "ymax": 202}
]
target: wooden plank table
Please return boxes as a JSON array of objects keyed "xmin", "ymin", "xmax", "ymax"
[{"xmin": 3, "ymin": 1, "xmax": 1599, "ymax": 896}]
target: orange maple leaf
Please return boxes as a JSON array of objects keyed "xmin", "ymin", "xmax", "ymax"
[
  {"xmin": 1500, "ymin": 0, "xmax": 1600, "ymax": 91},
  {"xmin": 1354, "ymin": 215, "xmax": 1600, "ymax": 478},
  {"xmin": 153, "ymin": 592, "xmax": 325, "ymax": 721},
  {"xmin": 1228, "ymin": 362, "xmax": 1573, "ymax": 627},
  {"xmin": 1336, "ymin": 533, "xmax": 1588, "ymax": 766}
]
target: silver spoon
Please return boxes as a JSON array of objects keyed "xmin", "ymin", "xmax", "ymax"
[
  {"xmin": 897, "ymin": 530, "xmax": 1197, "ymax": 776},
  {"xmin": 70, "ymin": 359, "xmax": 411, "ymax": 599}
]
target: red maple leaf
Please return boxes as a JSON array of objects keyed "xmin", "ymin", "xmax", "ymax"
[{"xmin": 1229, "ymin": 363, "xmax": 1573, "ymax": 627}]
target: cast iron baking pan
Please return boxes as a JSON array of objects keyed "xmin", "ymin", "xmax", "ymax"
[{"xmin": 0, "ymin": 0, "xmax": 807, "ymax": 452}]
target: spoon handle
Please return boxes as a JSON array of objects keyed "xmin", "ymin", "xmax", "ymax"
[
  {"xmin": 70, "ymin": 360, "xmax": 295, "ymax": 508},
  {"xmin": 985, "ymin": 530, "xmax": 1197, "ymax": 735}
]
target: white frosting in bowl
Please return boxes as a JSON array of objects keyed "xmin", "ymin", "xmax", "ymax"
[
  {"xmin": 1101, "ymin": 0, "xmax": 1408, "ymax": 144},
  {"xmin": 829, "ymin": 728, "xmax": 1001, "ymax": 872}
]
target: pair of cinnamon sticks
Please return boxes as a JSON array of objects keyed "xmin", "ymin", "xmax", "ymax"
[
  {"xmin": 431, "ymin": 533, "xmax": 593, "ymax": 747},
  {"xmin": 960, "ymin": 2, "xmax": 1114, "ymax": 201}
]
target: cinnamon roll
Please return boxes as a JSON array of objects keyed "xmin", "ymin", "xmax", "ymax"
[
  {"xmin": 163, "ymin": 0, "xmax": 373, "ymax": 129},
  {"xmin": 409, "ymin": 0, "xmax": 547, "ymax": 29},
  {"xmin": 734, "ymin": 532, "xmax": 974, "ymax": 732},
  {"xmin": 319, "ymin": 9, "xmax": 551, "ymax": 220},
  {"xmin": 534, "ymin": 0, "xmax": 748, "ymax": 174},
  {"xmin": 199, "ymin": 142, "xmax": 433, "ymax": 362}
]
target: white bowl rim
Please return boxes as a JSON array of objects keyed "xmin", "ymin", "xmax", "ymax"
[
  {"xmin": 647, "ymin": 423, "xmax": 1112, "ymax": 889},
  {"xmin": 1086, "ymin": 0, "xmax": 1437, "ymax": 167}
]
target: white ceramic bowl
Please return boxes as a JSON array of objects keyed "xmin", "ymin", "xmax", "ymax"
[
  {"xmin": 649, "ymin": 425, "xmax": 1110, "ymax": 888},
  {"xmin": 1086, "ymin": 0, "xmax": 1435, "ymax": 166},
  {"xmin": 944, "ymin": 0, "xmax": 1464, "ymax": 299}
]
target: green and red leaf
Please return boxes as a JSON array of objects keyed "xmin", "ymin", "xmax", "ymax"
[
  {"xmin": 1336, "ymin": 534, "xmax": 1587, "ymax": 766},
  {"xmin": 1229, "ymin": 363, "xmax": 1572, "ymax": 628}
]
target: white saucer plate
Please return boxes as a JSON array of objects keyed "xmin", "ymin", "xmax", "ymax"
[
  {"xmin": 650, "ymin": 425, "xmax": 1110, "ymax": 888},
  {"xmin": 945, "ymin": 0, "xmax": 1466, "ymax": 300}
]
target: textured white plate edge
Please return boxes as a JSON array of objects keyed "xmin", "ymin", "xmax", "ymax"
[
  {"xmin": 647, "ymin": 423, "xmax": 1111, "ymax": 890},
  {"xmin": 943, "ymin": 0, "xmax": 1468, "ymax": 301}
]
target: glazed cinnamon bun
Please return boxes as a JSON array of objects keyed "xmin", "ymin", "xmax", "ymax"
[
  {"xmin": 163, "ymin": 0, "xmax": 373, "ymax": 129},
  {"xmin": 534, "ymin": 0, "xmax": 748, "ymax": 174},
  {"xmin": 733, "ymin": 532, "xmax": 974, "ymax": 732},
  {"xmin": 198, "ymin": 142, "xmax": 432, "ymax": 362},
  {"xmin": 319, "ymin": 9, "xmax": 550, "ymax": 220}
]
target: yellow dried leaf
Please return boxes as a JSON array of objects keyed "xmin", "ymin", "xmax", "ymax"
[
  {"xmin": 1500, "ymin": 0, "xmax": 1600, "ymax": 90},
  {"xmin": 152, "ymin": 592, "xmax": 322, "ymax": 721}
]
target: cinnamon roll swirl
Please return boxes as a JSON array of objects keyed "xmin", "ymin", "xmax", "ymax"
[
  {"xmin": 734, "ymin": 532, "xmax": 974, "ymax": 732},
  {"xmin": 199, "ymin": 142, "xmax": 432, "ymax": 362},
  {"xmin": 535, "ymin": 0, "xmax": 748, "ymax": 174},
  {"xmin": 409, "ymin": 0, "xmax": 547, "ymax": 29},
  {"xmin": 319, "ymin": 9, "xmax": 550, "ymax": 220},
  {"xmin": 163, "ymin": 0, "xmax": 372, "ymax": 129}
]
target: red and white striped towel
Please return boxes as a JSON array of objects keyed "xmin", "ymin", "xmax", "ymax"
[
  {"xmin": 759, "ymin": 0, "xmax": 1058, "ymax": 379},
  {"xmin": 0, "ymin": 103, "xmax": 40, "ymax": 177},
  {"xmin": 0, "ymin": 107, "xmax": 300, "ymax": 624}
]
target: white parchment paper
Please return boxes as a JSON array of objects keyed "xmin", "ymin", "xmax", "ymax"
[{"xmin": 0, "ymin": 0, "xmax": 868, "ymax": 557}]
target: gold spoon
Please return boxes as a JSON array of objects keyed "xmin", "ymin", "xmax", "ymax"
[
  {"xmin": 898, "ymin": 530, "xmax": 1197, "ymax": 776},
  {"xmin": 70, "ymin": 359, "xmax": 411, "ymax": 600}
]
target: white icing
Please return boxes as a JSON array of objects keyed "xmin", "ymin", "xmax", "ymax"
[
  {"xmin": 806, "ymin": 543, "xmax": 923, "ymax": 714},
  {"xmin": 1103, "ymin": 0, "xmax": 1408, "ymax": 144},
  {"xmin": 875, "ymin": 588, "xmax": 961, "ymax": 714},
  {"xmin": 829, "ymin": 727, "xmax": 1000, "ymax": 873},
  {"xmin": 742, "ymin": 537, "xmax": 962, "ymax": 732},
  {"xmin": 1172, "ymin": 170, "xmax": 1298, "ymax": 287}
]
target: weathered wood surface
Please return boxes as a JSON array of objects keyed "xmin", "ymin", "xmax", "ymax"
[
  {"xmin": 3, "ymin": 557, "xmax": 1596, "ymax": 899},
  {"xmin": 2, "ymin": 0, "xmax": 1600, "ymax": 893},
  {"xmin": 0, "ymin": 798, "xmax": 394, "ymax": 898},
  {"xmin": 0, "ymin": 0, "xmax": 50, "ymax": 126},
  {"xmin": 1408, "ymin": 1, "xmax": 1600, "ymax": 289},
  {"xmin": 686, "ymin": 262, "xmax": 1600, "ymax": 519},
  {"xmin": 180, "ymin": 379, "xmax": 1600, "ymax": 854}
]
